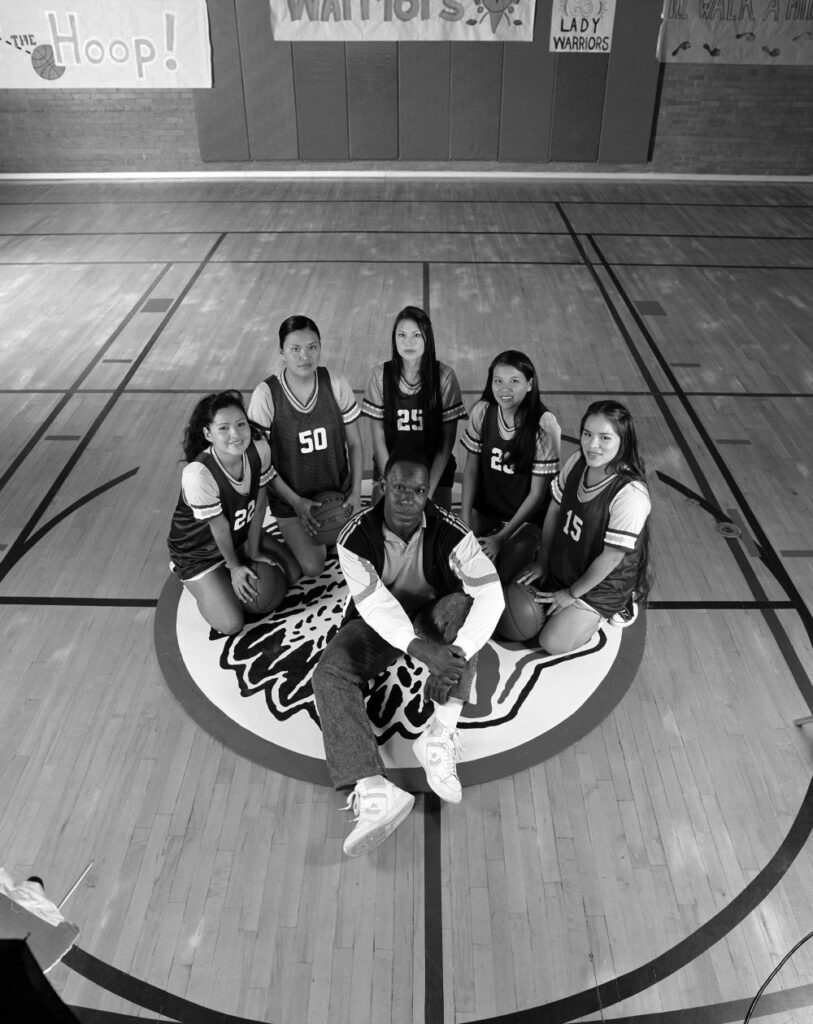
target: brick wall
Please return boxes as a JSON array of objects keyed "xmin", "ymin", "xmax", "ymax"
[{"xmin": 1, "ymin": 63, "xmax": 811, "ymax": 175}]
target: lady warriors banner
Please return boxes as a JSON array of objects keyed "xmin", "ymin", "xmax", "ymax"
[
  {"xmin": 269, "ymin": 0, "xmax": 538, "ymax": 41},
  {"xmin": 0, "ymin": 0, "xmax": 211, "ymax": 88},
  {"xmin": 657, "ymin": 0, "xmax": 813, "ymax": 65}
]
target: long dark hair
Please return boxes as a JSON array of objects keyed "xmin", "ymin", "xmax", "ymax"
[
  {"xmin": 279, "ymin": 315, "xmax": 320, "ymax": 348},
  {"xmin": 382, "ymin": 306, "xmax": 443, "ymax": 456},
  {"xmin": 180, "ymin": 390, "xmax": 258, "ymax": 463},
  {"xmin": 579, "ymin": 399, "xmax": 652, "ymax": 602},
  {"xmin": 480, "ymin": 350, "xmax": 546, "ymax": 476}
]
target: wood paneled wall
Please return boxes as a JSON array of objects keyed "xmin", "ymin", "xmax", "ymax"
[{"xmin": 194, "ymin": 0, "xmax": 663, "ymax": 163}]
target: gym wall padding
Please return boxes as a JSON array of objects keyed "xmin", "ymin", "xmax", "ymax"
[
  {"xmin": 549, "ymin": 53, "xmax": 609, "ymax": 162},
  {"xmin": 449, "ymin": 45, "xmax": 504, "ymax": 161},
  {"xmin": 599, "ymin": 0, "xmax": 664, "ymax": 163},
  {"xmin": 193, "ymin": 0, "xmax": 250, "ymax": 162},
  {"xmin": 235, "ymin": 0, "xmax": 298, "ymax": 160},
  {"xmin": 346, "ymin": 43, "xmax": 399, "ymax": 160},
  {"xmin": 195, "ymin": 0, "xmax": 661, "ymax": 164},
  {"xmin": 398, "ymin": 46, "xmax": 452, "ymax": 160}
]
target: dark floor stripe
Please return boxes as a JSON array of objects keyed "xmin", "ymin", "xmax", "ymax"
[
  {"xmin": 0, "ymin": 597, "xmax": 157, "ymax": 607},
  {"xmin": 0, "ymin": 262, "xmax": 171, "ymax": 496},
  {"xmin": 423, "ymin": 792, "xmax": 444, "ymax": 1024},
  {"xmin": 63, "ymin": 946, "xmax": 262, "ymax": 1024},
  {"xmin": 473, "ymin": 775, "xmax": 813, "ymax": 1023},
  {"xmin": 648, "ymin": 600, "xmax": 793, "ymax": 609},
  {"xmin": 0, "ymin": 196, "xmax": 810, "ymax": 208}
]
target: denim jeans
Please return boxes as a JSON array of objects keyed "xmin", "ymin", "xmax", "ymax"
[{"xmin": 312, "ymin": 593, "xmax": 475, "ymax": 789}]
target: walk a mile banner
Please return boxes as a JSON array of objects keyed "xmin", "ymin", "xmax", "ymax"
[
  {"xmin": 657, "ymin": 0, "xmax": 813, "ymax": 65},
  {"xmin": 269, "ymin": 0, "xmax": 537, "ymax": 41},
  {"xmin": 0, "ymin": 0, "xmax": 211, "ymax": 88}
]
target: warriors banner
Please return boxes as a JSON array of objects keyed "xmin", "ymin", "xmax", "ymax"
[
  {"xmin": 0, "ymin": 0, "xmax": 211, "ymax": 88},
  {"xmin": 549, "ymin": 0, "xmax": 617, "ymax": 53},
  {"xmin": 269, "ymin": 0, "xmax": 537, "ymax": 41},
  {"xmin": 657, "ymin": 0, "xmax": 813, "ymax": 65}
]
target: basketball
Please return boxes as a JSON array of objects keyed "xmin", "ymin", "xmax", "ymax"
[
  {"xmin": 242, "ymin": 561, "xmax": 287, "ymax": 616},
  {"xmin": 311, "ymin": 491, "xmax": 352, "ymax": 545},
  {"xmin": 496, "ymin": 583, "xmax": 544, "ymax": 642}
]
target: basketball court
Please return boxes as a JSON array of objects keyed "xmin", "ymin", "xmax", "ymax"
[{"xmin": 1, "ymin": 173, "xmax": 813, "ymax": 1021}]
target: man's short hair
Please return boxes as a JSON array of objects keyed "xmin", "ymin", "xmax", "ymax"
[{"xmin": 383, "ymin": 452, "xmax": 431, "ymax": 480}]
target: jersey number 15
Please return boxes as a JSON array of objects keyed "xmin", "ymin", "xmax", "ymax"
[{"xmin": 563, "ymin": 509, "xmax": 583, "ymax": 541}]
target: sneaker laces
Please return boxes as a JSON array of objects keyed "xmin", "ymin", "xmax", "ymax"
[
  {"xmin": 341, "ymin": 788, "xmax": 361, "ymax": 822},
  {"xmin": 433, "ymin": 728, "xmax": 463, "ymax": 776}
]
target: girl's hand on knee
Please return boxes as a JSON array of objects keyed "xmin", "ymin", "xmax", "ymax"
[
  {"xmin": 254, "ymin": 554, "xmax": 283, "ymax": 572},
  {"xmin": 480, "ymin": 531, "xmax": 504, "ymax": 561},
  {"xmin": 516, "ymin": 559, "xmax": 545, "ymax": 587},
  {"xmin": 230, "ymin": 563, "xmax": 257, "ymax": 604},
  {"xmin": 537, "ymin": 588, "xmax": 575, "ymax": 616}
]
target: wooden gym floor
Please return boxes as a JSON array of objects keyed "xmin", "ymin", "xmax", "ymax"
[{"xmin": 1, "ymin": 176, "xmax": 812, "ymax": 1024}]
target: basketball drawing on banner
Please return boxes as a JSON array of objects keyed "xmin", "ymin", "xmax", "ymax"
[
  {"xmin": 269, "ymin": 0, "xmax": 536, "ymax": 41},
  {"xmin": 155, "ymin": 526, "xmax": 647, "ymax": 791},
  {"xmin": 0, "ymin": 0, "xmax": 212, "ymax": 88}
]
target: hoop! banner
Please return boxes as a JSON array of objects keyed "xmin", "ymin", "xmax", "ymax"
[
  {"xmin": 0, "ymin": 1, "xmax": 211, "ymax": 88},
  {"xmin": 657, "ymin": 0, "xmax": 813, "ymax": 65},
  {"xmin": 269, "ymin": 0, "xmax": 537, "ymax": 41}
]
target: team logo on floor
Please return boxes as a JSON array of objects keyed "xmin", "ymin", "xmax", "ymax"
[{"xmin": 155, "ymin": 551, "xmax": 646, "ymax": 790}]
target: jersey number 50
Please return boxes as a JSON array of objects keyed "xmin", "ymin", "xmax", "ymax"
[{"xmin": 299, "ymin": 427, "xmax": 328, "ymax": 454}]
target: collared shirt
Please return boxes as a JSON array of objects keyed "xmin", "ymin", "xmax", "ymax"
[{"xmin": 337, "ymin": 512, "xmax": 504, "ymax": 659}]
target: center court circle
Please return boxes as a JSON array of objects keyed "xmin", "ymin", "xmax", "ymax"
[{"xmin": 154, "ymin": 553, "xmax": 646, "ymax": 791}]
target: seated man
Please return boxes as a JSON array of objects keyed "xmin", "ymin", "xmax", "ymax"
[{"xmin": 312, "ymin": 453, "xmax": 504, "ymax": 857}]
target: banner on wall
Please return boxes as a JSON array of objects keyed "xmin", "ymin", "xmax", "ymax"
[
  {"xmin": 657, "ymin": 0, "xmax": 813, "ymax": 65},
  {"xmin": 269, "ymin": 0, "xmax": 537, "ymax": 41},
  {"xmin": 0, "ymin": 0, "xmax": 211, "ymax": 88},
  {"xmin": 549, "ymin": 0, "xmax": 617, "ymax": 53}
]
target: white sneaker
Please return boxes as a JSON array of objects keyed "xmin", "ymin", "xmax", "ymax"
[
  {"xmin": 341, "ymin": 777, "xmax": 415, "ymax": 857},
  {"xmin": 413, "ymin": 721, "xmax": 463, "ymax": 804},
  {"xmin": 609, "ymin": 598, "xmax": 639, "ymax": 629}
]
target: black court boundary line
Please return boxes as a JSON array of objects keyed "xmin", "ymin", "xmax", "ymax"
[
  {"xmin": 517, "ymin": 206, "xmax": 813, "ymax": 1021},
  {"xmin": 2, "ymin": 229, "xmax": 812, "ymax": 240},
  {"xmin": 588, "ymin": 227, "xmax": 813, "ymax": 681},
  {"xmin": 424, "ymin": 791, "xmax": 443, "ymax": 1024},
  {"xmin": 0, "ymin": 234, "xmax": 226, "ymax": 586},
  {"xmin": 1, "ymin": 196, "xmax": 811, "ymax": 208},
  {"xmin": 4, "ymin": 388, "xmax": 813, "ymax": 399},
  {"xmin": 0, "ymin": 597, "xmax": 157, "ymax": 607},
  {"xmin": 6, "ymin": 264, "xmax": 810, "ymax": 276},
  {"xmin": 63, "ymin": 945, "xmax": 261, "ymax": 1024},
  {"xmin": 473, "ymin": 782, "xmax": 813, "ymax": 1024},
  {"xmin": 0, "ymin": 262, "xmax": 172, "ymax": 495}
]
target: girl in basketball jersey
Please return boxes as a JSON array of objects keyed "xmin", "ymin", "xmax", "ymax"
[
  {"xmin": 248, "ymin": 315, "xmax": 364, "ymax": 577},
  {"xmin": 362, "ymin": 306, "xmax": 466, "ymax": 510},
  {"xmin": 167, "ymin": 391, "xmax": 299, "ymax": 635},
  {"xmin": 460, "ymin": 350, "xmax": 561, "ymax": 584},
  {"xmin": 517, "ymin": 400, "xmax": 652, "ymax": 654}
]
